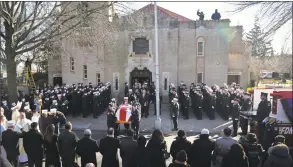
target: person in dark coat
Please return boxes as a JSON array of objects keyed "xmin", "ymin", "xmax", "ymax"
[
  {"xmin": 58, "ymin": 122, "xmax": 79, "ymax": 167},
  {"xmin": 1, "ymin": 120, "xmax": 23, "ymax": 167},
  {"xmin": 263, "ymin": 144, "xmax": 292, "ymax": 167},
  {"xmin": 188, "ymin": 128, "xmax": 215, "ymax": 167},
  {"xmin": 22, "ymin": 122, "xmax": 44, "ymax": 167},
  {"xmin": 170, "ymin": 130, "xmax": 191, "ymax": 163},
  {"xmin": 168, "ymin": 150, "xmax": 190, "ymax": 167},
  {"xmin": 43, "ymin": 124, "xmax": 61, "ymax": 167},
  {"xmin": 128, "ymin": 135, "xmax": 150, "ymax": 167},
  {"xmin": 119, "ymin": 133, "xmax": 138, "ymax": 167},
  {"xmin": 76, "ymin": 129, "xmax": 99, "ymax": 167},
  {"xmin": 221, "ymin": 143, "xmax": 249, "ymax": 167},
  {"xmin": 99, "ymin": 128, "xmax": 120, "ymax": 167},
  {"xmin": 239, "ymin": 133, "xmax": 264, "ymax": 167},
  {"xmin": 146, "ymin": 129, "xmax": 167, "ymax": 167}
]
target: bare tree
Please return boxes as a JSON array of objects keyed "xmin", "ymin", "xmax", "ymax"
[
  {"xmin": 229, "ymin": 2, "xmax": 292, "ymax": 38},
  {"xmin": 0, "ymin": 1, "xmax": 116, "ymax": 103},
  {"xmin": 248, "ymin": 40, "xmax": 292, "ymax": 84}
]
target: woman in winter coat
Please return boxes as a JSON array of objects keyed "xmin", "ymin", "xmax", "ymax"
[
  {"xmin": 168, "ymin": 150, "xmax": 190, "ymax": 167},
  {"xmin": 44, "ymin": 124, "xmax": 61, "ymax": 167},
  {"xmin": 221, "ymin": 143, "xmax": 249, "ymax": 167},
  {"xmin": 129, "ymin": 135, "xmax": 150, "ymax": 167},
  {"xmin": 146, "ymin": 129, "xmax": 167, "ymax": 167},
  {"xmin": 239, "ymin": 133, "xmax": 264, "ymax": 167},
  {"xmin": 263, "ymin": 144, "xmax": 292, "ymax": 167}
]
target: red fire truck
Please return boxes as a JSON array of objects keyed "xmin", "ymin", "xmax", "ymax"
[{"xmin": 270, "ymin": 91, "xmax": 292, "ymax": 150}]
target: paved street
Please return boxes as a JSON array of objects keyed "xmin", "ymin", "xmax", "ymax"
[{"xmin": 67, "ymin": 104, "xmax": 232, "ymax": 134}]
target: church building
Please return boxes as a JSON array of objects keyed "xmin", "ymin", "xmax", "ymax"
[{"xmin": 48, "ymin": 3, "xmax": 251, "ymax": 99}]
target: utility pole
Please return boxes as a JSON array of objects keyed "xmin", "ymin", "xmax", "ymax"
[{"xmin": 154, "ymin": 1, "xmax": 161, "ymax": 130}]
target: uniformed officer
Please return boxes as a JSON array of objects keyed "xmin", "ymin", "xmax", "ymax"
[
  {"xmin": 92, "ymin": 92, "xmax": 100, "ymax": 118},
  {"xmin": 262, "ymin": 114, "xmax": 279, "ymax": 150},
  {"xmin": 256, "ymin": 92, "xmax": 271, "ymax": 140},
  {"xmin": 231, "ymin": 98, "xmax": 241, "ymax": 137},
  {"xmin": 171, "ymin": 97, "xmax": 179, "ymax": 131},
  {"xmin": 82, "ymin": 91, "xmax": 89, "ymax": 118},
  {"xmin": 107, "ymin": 102, "xmax": 118, "ymax": 137},
  {"xmin": 240, "ymin": 93, "xmax": 252, "ymax": 135},
  {"xmin": 182, "ymin": 90, "xmax": 190, "ymax": 119},
  {"xmin": 131, "ymin": 101, "xmax": 141, "ymax": 138}
]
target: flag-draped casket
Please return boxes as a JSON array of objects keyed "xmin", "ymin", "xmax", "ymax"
[{"xmin": 116, "ymin": 104, "xmax": 132, "ymax": 124}]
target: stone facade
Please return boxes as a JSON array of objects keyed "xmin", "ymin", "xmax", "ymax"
[{"xmin": 48, "ymin": 3, "xmax": 251, "ymax": 99}]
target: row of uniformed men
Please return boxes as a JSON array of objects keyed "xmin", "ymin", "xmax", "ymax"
[
  {"xmin": 169, "ymin": 82, "xmax": 253, "ymax": 136},
  {"xmin": 1, "ymin": 82, "xmax": 112, "ymax": 120}
]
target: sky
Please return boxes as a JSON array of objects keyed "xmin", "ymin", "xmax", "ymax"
[{"xmin": 126, "ymin": 1, "xmax": 292, "ymax": 54}]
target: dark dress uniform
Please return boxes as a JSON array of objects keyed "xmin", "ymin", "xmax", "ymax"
[
  {"xmin": 76, "ymin": 136, "xmax": 99, "ymax": 167},
  {"xmin": 140, "ymin": 92, "xmax": 150, "ymax": 118},
  {"xmin": 93, "ymin": 92, "xmax": 100, "ymax": 118},
  {"xmin": 1, "ymin": 129, "xmax": 23, "ymax": 167},
  {"xmin": 182, "ymin": 94, "xmax": 190, "ymax": 119},
  {"xmin": 171, "ymin": 101, "xmax": 179, "ymax": 131},
  {"xmin": 256, "ymin": 96, "xmax": 271, "ymax": 141},
  {"xmin": 131, "ymin": 104, "xmax": 141, "ymax": 137},
  {"xmin": 82, "ymin": 93, "xmax": 89, "ymax": 118},
  {"xmin": 240, "ymin": 97, "xmax": 252, "ymax": 135},
  {"xmin": 99, "ymin": 136, "xmax": 120, "ymax": 167},
  {"xmin": 231, "ymin": 99, "xmax": 241, "ymax": 136},
  {"xmin": 107, "ymin": 105, "xmax": 118, "ymax": 137}
]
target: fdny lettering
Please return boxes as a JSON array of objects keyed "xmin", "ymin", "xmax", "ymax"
[{"xmin": 279, "ymin": 127, "xmax": 293, "ymax": 134}]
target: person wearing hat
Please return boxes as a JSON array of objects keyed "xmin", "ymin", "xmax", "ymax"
[
  {"xmin": 230, "ymin": 98, "xmax": 241, "ymax": 136},
  {"xmin": 140, "ymin": 89, "xmax": 150, "ymax": 118},
  {"xmin": 256, "ymin": 92, "xmax": 271, "ymax": 141},
  {"xmin": 188, "ymin": 128, "xmax": 215, "ymax": 167},
  {"xmin": 168, "ymin": 150, "xmax": 190, "ymax": 167},
  {"xmin": 262, "ymin": 113, "xmax": 279, "ymax": 151},
  {"xmin": 170, "ymin": 130, "xmax": 191, "ymax": 163},
  {"xmin": 239, "ymin": 133, "xmax": 264, "ymax": 167},
  {"xmin": 76, "ymin": 129, "xmax": 99, "ymax": 167},
  {"xmin": 171, "ymin": 97, "xmax": 180, "ymax": 131},
  {"xmin": 124, "ymin": 82, "xmax": 129, "ymax": 97},
  {"xmin": 239, "ymin": 93, "xmax": 252, "ymax": 135},
  {"xmin": 1, "ymin": 120, "xmax": 23, "ymax": 167},
  {"xmin": 107, "ymin": 103, "xmax": 118, "ymax": 137}
]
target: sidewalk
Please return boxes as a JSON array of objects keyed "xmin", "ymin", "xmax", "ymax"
[{"xmin": 67, "ymin": 104, "xmax": 232, "ymax": 134}]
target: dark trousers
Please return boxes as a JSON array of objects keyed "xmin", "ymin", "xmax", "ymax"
[
  {"xmin": 7, "ymin": 155, "xmax": 18, "ymax": 167},
  {"xmin": 142, "ymin": 106, "xmax": 149, "ymax": 117},
  {"xmin": 232, "ymin": 118, "xmax": 239, "ymax": 136},
  {"xmin": 172, "ymin": 117, "xmax": 178, "ymax": 130},
  {"xmin": 240, "ymin": 118, "xmax": 248, "ymax": 134},
  {"xmin": 28, "ymin": 155, "xmax": 43, "ymax": 167},
  {"xmin": 183, "ymin": 106, "xmax": 189, "ymax": 119},
  {"xmin": 194, "ymin": 106, "xmax": 202, "ymax": 119},
  {"xmin": 131, "ymin": 121, "xmax": 140, "ymax": 137}
]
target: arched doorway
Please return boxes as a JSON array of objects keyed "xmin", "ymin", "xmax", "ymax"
[{"xmin": 130, "ymin": 67, "xmax": 152, "ymax": 88}]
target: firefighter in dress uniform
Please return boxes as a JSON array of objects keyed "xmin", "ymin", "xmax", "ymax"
[
  {"xmin": 131, "ymin": 101, "xmax": 141, "ymax": 138},
  {"xmin": 107, "ymin": 102, "xmax": 118, "ymax": 138},
  {"xmin": 239, "ymin": 93, "xmax": 252, "ymax": 135},
  {"xmin": 171, "ymin": 97, "xmax": 179, "ymax": 131},
  {"xmin": 256, "ymin": 92, "xmax": 271, "ymax": 141},
  {"xmin": 231, "ymin": 98, "xmax": 241, "ymax": 137}
]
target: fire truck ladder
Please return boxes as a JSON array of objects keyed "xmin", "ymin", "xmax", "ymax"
[{"xmin": 24, "ymin": 67, "xmax": 36, "ymax": 94}]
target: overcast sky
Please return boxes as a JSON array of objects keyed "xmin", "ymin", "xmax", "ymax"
[{"xmin": 126, "ymin": 2, "xmax": 292, "ymax": 54}]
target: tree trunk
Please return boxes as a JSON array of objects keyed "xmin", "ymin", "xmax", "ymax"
[{"xmin": 6, "ymin": 48, "xmax": 18, "ymax": 104}]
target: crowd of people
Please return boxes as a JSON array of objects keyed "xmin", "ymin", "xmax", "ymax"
[{"xmin": 0, "ymin": 80, "xmax": 291, "ymax": 167}]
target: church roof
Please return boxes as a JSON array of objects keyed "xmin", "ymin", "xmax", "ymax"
[{"xmin": 138, "ymin": 3, "xmax": 192, "ymax": 22}]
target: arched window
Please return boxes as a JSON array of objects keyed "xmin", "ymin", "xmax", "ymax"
[{"xmin": 197, "ymin": 37, "xmax": 205, "ymax": 56}]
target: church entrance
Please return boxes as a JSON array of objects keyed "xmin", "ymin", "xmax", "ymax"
[{"xmin": 130, "ymin": 67, "xmax": 152, "ymax": 88}]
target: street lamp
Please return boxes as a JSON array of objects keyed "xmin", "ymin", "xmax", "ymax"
[{"xmin": 154, "ymin": 1, "xmax": 161, "ymax": 130}]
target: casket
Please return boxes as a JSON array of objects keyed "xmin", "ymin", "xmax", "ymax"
[{"xmin": 116, "ymin": 104, "xmax": 132, "ymax": 124}]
